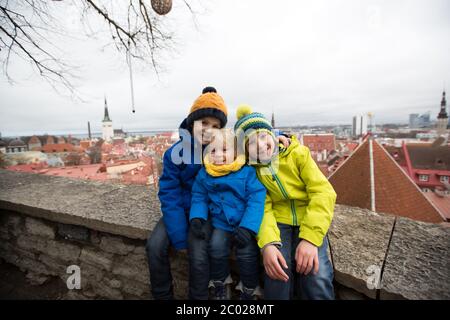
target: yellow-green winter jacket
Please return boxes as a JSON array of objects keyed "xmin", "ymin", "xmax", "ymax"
[{"xmin": 255, "ymin": 136, "xmax": 336, "ymax": 248}]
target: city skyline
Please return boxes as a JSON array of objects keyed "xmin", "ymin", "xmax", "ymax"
[{"xmin": 1, "ymin": 0, "xmax": 450, "ymax": 137}]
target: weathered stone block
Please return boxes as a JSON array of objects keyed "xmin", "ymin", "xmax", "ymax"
[
  {"xmin": 80, "ymin": 247, "xmax": 113, "ymax": 271},
  {"xmin": 17, "ymin": 256, "xmax": 53, "ymax": 276},
  {"xmin": 1, "ymin": 212, "xmax": 23, "ymax": 237},
  {"xmin": 133, "ymin": 245, "xmax": 147, "ymax": 257},
  {"xmin": 79, "ymin": 262, "xmax": 105, "ymax": 284},
  {"xmin": 46, "ymin": 240, "xmax": 81, "ymax": 263},
  {"xmin": 121, "ymin": 278, "xmax": 149, "ymax": 297},
  {"xmin": 99, "ymin": 234, "xmax": 135, "ymax": 255},
  {"xmin": 107, "ymin": 278, "xmax": 122, "ymax": 289},
  {"xmin": 328, "ymin": 205, "xmax": 395, "ymax": 299},
  {"xmin": 112, "ymin": 253, "xmax": 149, "ymax": 284},
  {"xmin": 38, "ymin": 253, "xmax": 66, "ymax": 276},
  {"xmin": 91, "ymin": 281, "xmax": 123, "ymax": 300},
  {"xmin": 12, "ymin": 245, "xmax": 37, "ymax": 261},
  {"xmin": 380, "ymin": 218, "xmax": 450, "ymax": 300},
  {"xmin": 17, "ymin": 234, "xmax": 47, "ymax": 253},
  {"xmin": 26, "ymin": 272, "xmax": 51, "ymax": 286},
  {"xmin": 25, "ymin": 217, "xmax": 55, "ymax": 239}
]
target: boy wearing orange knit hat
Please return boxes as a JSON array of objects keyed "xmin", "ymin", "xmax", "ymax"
[{"xmin": 146, "ymin": 87, "xmax": 228, "ymax": 300}]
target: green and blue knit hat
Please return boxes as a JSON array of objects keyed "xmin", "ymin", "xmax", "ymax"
[{"xmin": 234, "ymin": 104, "xmax": 276, "ymax": 141}]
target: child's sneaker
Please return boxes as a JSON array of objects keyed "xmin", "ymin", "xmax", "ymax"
[
  {"xmin": 236, "ymin": 281, "xmax": 263, "ymax": 300},
  {"xmin": 240, "ymin": 287, "xmax": 257, "ymax": 300},
  {"xmin": 209, "ymin": 275, "xmax": 232, "ymax": 300}
]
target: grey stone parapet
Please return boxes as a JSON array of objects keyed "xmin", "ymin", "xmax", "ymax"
[
  {"xmin": 329, "ymin": 204, "xmax": 450, "ymax": 300},
  {"xmin": 0, "ymin": 169, "xmax": 449, "ymax": 299},
  {"xmin": 0, "ymin": 169, "xmax": 160, "ymax": 240}
]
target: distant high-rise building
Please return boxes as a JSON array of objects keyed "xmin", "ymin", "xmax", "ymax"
[
  {"xmin": 271, "ymin": 111, "xmax": 275, "ymax": 128},
  {"xmin": 437, "ymin": 91, "xmax": 448, "ymax": 136},
  {"xmin": 352, "ymin": 115, "xmax": 368, "ymax": 137},
  {"xmin": 419, "ymin": 112, "xmax": 431, "ymax": 127},
  {"xmin": 409, "ymin": 114, "xmax": 419, "ymax": 128},
  {"xmin": 410, "ymin": 112, "xmax": 431, "ymax": 128},
  {"xmin": 102, "ymin": 97, "xmax": 114, "ymax": 141}
]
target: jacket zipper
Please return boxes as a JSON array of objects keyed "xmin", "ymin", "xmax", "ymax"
[{"xmin": 268, "ymin": 165, "xmax": 298, "ymax": 226}]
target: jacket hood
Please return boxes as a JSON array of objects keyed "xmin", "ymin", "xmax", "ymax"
[
  {"xmin": 278, "ymin": 135, "xmax": 300, "ymax": 158},
  {"xmin": 179, "ymin": 118, "xmax": 191, "ymax": 134}
]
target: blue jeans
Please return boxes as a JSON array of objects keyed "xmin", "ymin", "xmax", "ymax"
[
  {"xmin": 209, "ymin": 227, "xmax": 260, "ymax": 289},
  {"xmin": 264, "ymin": 223, "xmax": 335, "ymax": 300},
  {"xmin": 145, "ymin": 218, "xmax": 212, "ymax": 300}
]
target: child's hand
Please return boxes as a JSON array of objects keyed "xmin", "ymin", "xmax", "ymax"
[
  {"xmin": 277, "ymin": 135, "xmax": 291, "ymax": 148},
  {"xmin": 262, "ymin": 245, "xmax": 289, "ymax": 282},
  {"xmin": 295, "ymin": 239, "xmax": 319, "ymax": 275},
  {"xmin": 190, "ymin": 218, "xmax": 207, "ymax": 239},
  {"xmin": 233, "ymin": 227, "xmax": 255, "ymax": 249}
]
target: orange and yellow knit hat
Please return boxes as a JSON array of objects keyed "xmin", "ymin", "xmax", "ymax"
[{"xmin": 186, "ymin": 87, "xmax": 228, "ymax": 128}]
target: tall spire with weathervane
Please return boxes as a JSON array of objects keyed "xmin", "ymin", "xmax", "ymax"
[
  {"xmin": 102, "ymin": 96, "xmax": 114, "ymax": 141},
  {"xmin": 437, "ymin": 90, "xmax": 448, "ymax": 136}
]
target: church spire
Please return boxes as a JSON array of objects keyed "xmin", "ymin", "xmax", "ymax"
[
  {"xmin": 103, "ymin": 96, "xmax": 112, "ymax": 122},
  {"xmin": 438, "ymin": 90, "xmax": 447, "ymax": 119}
]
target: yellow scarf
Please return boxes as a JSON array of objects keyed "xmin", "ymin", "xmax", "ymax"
[{"xmin": 204, "ymin": 154, "xmax": 246, "ymax": 177}]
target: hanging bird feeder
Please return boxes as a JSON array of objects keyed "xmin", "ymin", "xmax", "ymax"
[{"xmin": 151, "ymin": 0, "xmax": 172, "ymax": 15}]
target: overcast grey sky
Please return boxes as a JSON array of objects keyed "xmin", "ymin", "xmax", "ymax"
[{"xmin": 1, "ymin": 0, "xmax": 449, "ymax": 137}]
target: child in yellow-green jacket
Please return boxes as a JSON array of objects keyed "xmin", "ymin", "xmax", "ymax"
[{"xmin": 234, "ymin": 105, "xmax": 337, "ymax": 300}]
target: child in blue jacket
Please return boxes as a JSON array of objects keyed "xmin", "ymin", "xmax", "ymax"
[
  {"xmin": 146, "ymin": 87, "xmax": 228, "ymax": 300},
  {"xmin": 189, "ymin": 129, "xmax": 266, "ymax": 300}
]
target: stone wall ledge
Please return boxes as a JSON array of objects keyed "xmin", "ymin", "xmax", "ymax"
[
  {"xmin": 0, "ymin": 169, "xmax": 160, "ymax": 240},
  {"xmin": 1, "ymin": 169, "xmax": 449, "ymax": 300}
]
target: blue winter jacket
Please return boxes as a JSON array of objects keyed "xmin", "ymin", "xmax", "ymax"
[
  {"xmin": 189, "ymin": 166, "xmax": 266, "ymax": 234},
  {"xmin": 158, "ymin": 119, "xmax": 205, "ymax": 250}
]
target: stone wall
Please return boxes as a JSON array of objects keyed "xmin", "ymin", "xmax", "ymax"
[
  {"xmin": 0, "ymin": 169, "xmax": 449, "ymax": 300},
  {"xmin": 328, "ymin": 206, "xmax": 450, "ymax": 300},
  {"xmin": 0, "ymin": 210, "xmax": 189, "ymax": 299}
]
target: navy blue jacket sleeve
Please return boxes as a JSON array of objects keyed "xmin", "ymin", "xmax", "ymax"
[
  {"xmin": 158, "ymin": 147, "xmax": 188, "ymax": 250},
  {"xmin": 239, "ymin": 166, "xmax": 267, "ymax": 234}
]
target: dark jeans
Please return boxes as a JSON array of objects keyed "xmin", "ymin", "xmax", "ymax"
[
  {"xmin": 145, "ymin": 218, "xmax": 212, "ymax": 300},
  {"xmin": 264, "ymin": 223, "xmax": 335, "ymax": 300},
  {"xmin": 209, "ymin": 227, "xmax": 260, "ymax": 289}
]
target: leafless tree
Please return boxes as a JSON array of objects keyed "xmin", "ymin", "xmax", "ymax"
[{"xmin": 0, "ymin": 0, "xmax": 197, "ymax": 97}]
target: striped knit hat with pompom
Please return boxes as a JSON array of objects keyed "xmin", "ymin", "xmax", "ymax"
[{"xmin": 234, "ymin": 104, "xmax": 276, "ymax": 141}]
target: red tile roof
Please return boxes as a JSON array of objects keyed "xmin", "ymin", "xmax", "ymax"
[
  {"xmin": 424, "ymin": 192, "xmax": 450, "ymax": 221},
  {"xmin": 406, "ymin": 143, "xmax": 450, "ymax": 171},
  {"xmin": 329, "ymin": 138, "xmax": 445, "ymax": 223},
  {"xmin": 40, "ymin": 143, "xmax": 77, "ymax": 153},
  {"xmin": 345, "ymin": 142, "xmax": 359, "ymax": 152},
  {"xmin": 302, "ymin": 134, "xmax": 336, "ymax": 152}
]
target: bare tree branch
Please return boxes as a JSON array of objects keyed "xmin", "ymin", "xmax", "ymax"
[{"xmin": 0, "ymin": 0, "xmax": 197, "ymax": 97}]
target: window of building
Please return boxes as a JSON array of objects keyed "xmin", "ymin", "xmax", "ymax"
[
  {"xmin": 440, "ymin": 176, "xmax": 449, "ymax": 183},
  {"xmin": 419, "ymin": 174, "xmax": 429, "ymax": 182},
  {"xmin": 422, "ymin": 188, "xmax": 430, "ymax": 192}
]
